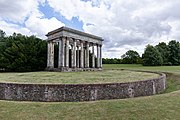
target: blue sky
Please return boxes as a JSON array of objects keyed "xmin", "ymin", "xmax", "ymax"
[
  {"xmin": 0, "ymin": 0, "xmax": 180, "ymax": 58},
  {"xmin": 39, "ymin": 2, "xmax": 84, "ymax": 31}
]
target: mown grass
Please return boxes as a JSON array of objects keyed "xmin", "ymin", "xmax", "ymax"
[
  {"xmin": 104, "ymin": 64, "xmax": 180, "ymax": 74},
  {"xmin": 0, "ymin": 70, "xmax": 159, "ymax": 84},
  {"xmin": 0, "ymin": 64, "xmax": 179, "ymax": 120},
  {"xmin": 104, "ymin": 64, "xmax": 180, "ymax": 93}
]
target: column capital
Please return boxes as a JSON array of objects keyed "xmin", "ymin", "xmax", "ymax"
[
  {"xmin": 60, "ymin": 36, "xmax": 66, "ymax": 39},
  {"xmin": 86, "ymin": 41, "xmax": 89, "ymax": 44},
  {"xmin": 91, "ymin": 42, "xmax": 95, "ymax": 45}
]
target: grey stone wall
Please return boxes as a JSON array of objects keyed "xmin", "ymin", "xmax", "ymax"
[{"xmin": 0, "ymin": 72, "xmax": 166, "ymax": 102}]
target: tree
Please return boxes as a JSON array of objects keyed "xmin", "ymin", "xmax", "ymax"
[
  {"xmin": 168, "ymin": 40, "xmax": 180, "ymax": 65},
  {"xmin": 142, "ymin": 45, "xmax": 163, "ymax": 66},
  {"xmin": 0, "ymin": 30, "xmax": 6, "ymax": 51},
  {"xmin": 0, "ymin": 29, "xmax": 6, "ymax": 38},
  {"xmin": 155, "ymin": 42, "xmax": 170, "ymax": 65},
  {"xmin": 102, "ymin": 58, "xmax": 121, "ymax": 64},
  {"xmin": 0, "ymin": 33, "xmax": 47, "ymax": 71},
  {"xmin": 121, "ymin": 50, "xmax": 141, "ymax": 64},
  {"xmin": 0, "ymin": 30, "xmax": 7, "ymax": 70}
]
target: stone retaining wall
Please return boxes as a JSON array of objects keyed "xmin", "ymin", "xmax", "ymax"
[{"xmin": 0, "ymin": 72, "xmax": 166, "ymax": 102}]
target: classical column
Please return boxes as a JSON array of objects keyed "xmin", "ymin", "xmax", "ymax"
[
  {"xmin": 80, "ymin": 41, "xmax": 84, "ymax": 68},
  {"xmin": 58, "ymin": 39, "xmax": 62, "ymax": 68},
  {"xmin": 48, "ymin": 42, "xmax": 54, "ymax": 68},
  {"xmin": 72, "ymin": 39, "xmax": 77, "ymax": 68},
  {"xmin": 100, "ymin": 45, "xmax": 102, "ymax": 68},
  {"xmin": 51, "ymin": 42, "xmax": 54, "ymax": 68},
  {"xmin": 61, "ymin": 37, "xmax": 65, "ymax": 67},
  {"xmin": 71, "ymin": 45, "xmax": 73, "ymax": 68},
  {"xmin": 47, "ymin": 41, "xmax": 50, "ymax": 67},
  {"xmin": 58, "ymin": 37, "xmax": 65, "ymax": 68},
  {"xmin": 65, "ymin": 38, "xmax": 69, "ymax": 67},
  {"xmin": 47, "ymin": 41, "xmax": 54, "ymax": 68},
  {"xmin": 84, "ymin": 47, "xmax": 86, "ymax": 68},
  {"xmin": 92, "ymin": 43, "xmax": 95, "ymax": 68},
  {"xmin": 76, "ymin": 46, "xmax": 79, "ymax": 68},
  {"xmin": 85, "ymin": 42, "xmax": 89, "ymax": 68},
  {"xmin": 97, "ymin": 44, "xmax": 100, "ymax": 68}
]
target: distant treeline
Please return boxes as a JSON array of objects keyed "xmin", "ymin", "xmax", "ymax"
[
  {"xmin": 103, "ymin": 40, "xmax": 180, "ymax": 66},
  {"xmin": 0, "ymin": 29, "xmax": 180, "ymax": 72},
  {"xmin": 103, "ymin": 50, "xmax": 142, "ymax": 64}
]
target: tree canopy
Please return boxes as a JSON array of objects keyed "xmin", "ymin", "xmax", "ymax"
[
  {"xmin": 0, "ymin": 31, "xmax": 47, "ymax": 71},
  {"xmin": 155, "ymin": 42, "xmax": 170, "ymax": 65},
  {"xmin": 121, "ymin": 50, "xmax": 141, "ymax": 64},
  {"xmin": 168, "ymin": 40, "xmax": 180, "ymax": 65},
  {"xmin": 0, "ymin": 30, "xmax": 6, "ymax": 38},
  {"xmin": 142, "ymin": 45, "xmax": 163, "ymax": 66}
]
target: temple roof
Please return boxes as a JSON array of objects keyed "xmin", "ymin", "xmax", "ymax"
[{"xmin": 46, "ymin": 26, "xmax": 103, "ymax": 41}]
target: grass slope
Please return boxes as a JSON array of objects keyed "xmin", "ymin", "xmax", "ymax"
[
  {"xmin": 104, "ymin": 64, "xmax": 180, "ymax": 93},
  {"xmin": 104, "ymin": 64, "xmax": 180, "ymax": 75},
  {"xmin": 0, "ymin": 91, "xmax": 179, "ymax": 120},
  {"xmin": 0, "ymin": 64, "xmax": 179, "ymax": 120}
]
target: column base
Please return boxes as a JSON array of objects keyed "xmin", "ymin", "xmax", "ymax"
[
  {"xmin": 45, "ymin": 67, "xmax": 102, "ymax": 72},
  {"xmin": 45, "ymin": 66, "xmax": 55, "ymax": 71}
]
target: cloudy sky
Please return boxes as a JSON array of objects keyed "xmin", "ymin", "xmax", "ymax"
[{"xmin": 0, "ymin": 0, "xmax": 180, "ymax": 58}]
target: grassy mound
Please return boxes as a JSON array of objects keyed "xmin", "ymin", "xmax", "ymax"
[
  {"xmin": 0, "ymin": 70, "xmax": 159, "ymax": 84},
  {"xmin": 0, "ymin": 64, "xmax": 179, "ymax": 120}
]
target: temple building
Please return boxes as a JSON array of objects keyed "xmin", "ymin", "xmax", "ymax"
[{"xmin": 46, "ymin": 26, "xmax": 103, "ymax": 72}]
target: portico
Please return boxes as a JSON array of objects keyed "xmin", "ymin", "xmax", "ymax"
[{"xmin": 46, "ymin": 27, "xmax": 103, "ymax": 72}]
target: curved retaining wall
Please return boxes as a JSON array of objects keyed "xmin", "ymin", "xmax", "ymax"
[{"xmin": 0, "ymin": 72, "xmax": 166, "ymax": 102}]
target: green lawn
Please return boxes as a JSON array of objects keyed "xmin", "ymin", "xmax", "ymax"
[
  {"xmin": 0, "ymin": 64, "xmax": 179, "ymax": 120},
  {"xmin": 104, "ymin": 64, "xmax": 180, "ymax": 75},
  {"xmin": 0, "ymin": 70, "xmax": 159, "ymax": 84}
]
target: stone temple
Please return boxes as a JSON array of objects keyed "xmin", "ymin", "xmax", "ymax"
[{"xmin": 46, "ymin": 26, "xmax": 103, "ymax": 72}]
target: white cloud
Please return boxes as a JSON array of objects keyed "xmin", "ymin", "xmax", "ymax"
[
  {"xmin": 0, "ymin": 20, "xmax": 33, "ymax": 36},
  {"xmin": 1, "ymin": 0, "xmax": 180, "ymax": 58},
  {"xmin": 0, "ymin": 0, "xmax": 64, "ymax": 39},
  {"xmin": 48, "ymin": 0, "xmax": 180, "ymax": 58},
  {"xmin": 25, "ymin": 13, "xmax": 64, "ymax": 38},
  {"xmin": 0, "ymin": 0, "xmax": 45, "ymax": 23}
]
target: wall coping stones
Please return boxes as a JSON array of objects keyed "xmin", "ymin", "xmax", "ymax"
[{"xmin": 0, "ymin": 70, "xmax": 166, "ymax": 102}]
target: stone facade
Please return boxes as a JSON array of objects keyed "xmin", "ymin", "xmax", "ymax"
[
  {"xmin": 46, "ymin": 27, "xmax": 103, "ymax": 72},
  {"xmin": 0, "ymin": 72, "xmax": 166, "ymax": 102}
]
